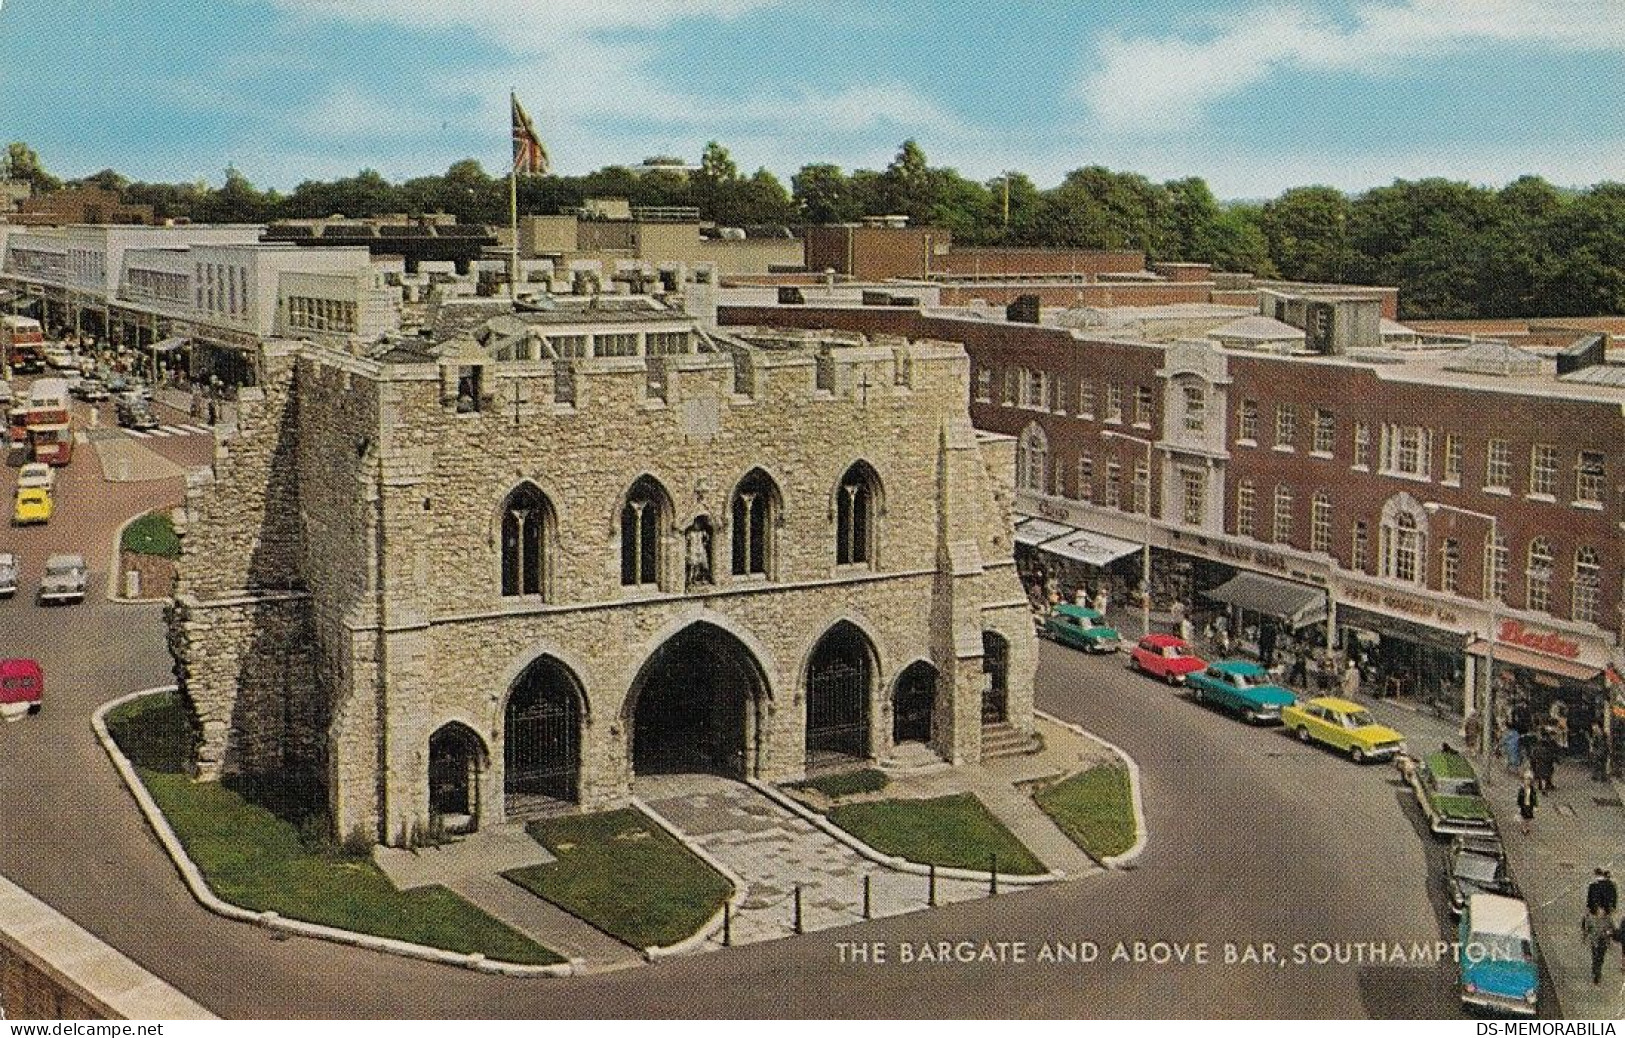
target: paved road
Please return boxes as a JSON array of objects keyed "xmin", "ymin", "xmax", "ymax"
[{"xmin": 3, "ymin": 417, "xmax": 1475, "ymax": 1017}]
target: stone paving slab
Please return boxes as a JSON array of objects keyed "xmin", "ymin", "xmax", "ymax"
[
  {"xmin": 88, "ymin": 434, "xmax": 184, "ymax": 483},
  {"xmin": 641, "ymin": 775, "xmax": 1008, "ymax": 947},
  {"xmin": 447, "ymin": 873, "xmax": 640, "ymax": 971},
  {"xmin": 372, "ymin": 823, "xmax": 555, "ymax": 891}
]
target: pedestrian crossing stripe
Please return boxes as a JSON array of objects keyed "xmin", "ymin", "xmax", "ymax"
[
  {"xmin": 122, "ymin": 424, "xmax": 208, "ymax": 439},
  {"xmin": 124, "ymin": 428, "xmax": 153, "ymax": 439}
]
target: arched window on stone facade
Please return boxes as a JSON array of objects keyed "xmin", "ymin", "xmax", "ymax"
[
  {"xmin": 835, "ymin": 461, "xmax": 882, "ymax": 567},
  {"xmin": 1016, "ymin": 423, "xmax": 1049, "ymax": 494},
  {"xmin": 731, "ymin": 468, "xmax": 780, "ymax": 578},
  {"xmin": 501, "ymin": 483, "xmax": 553, "ymax": 598},
  {"xmin": 621, "ymin": 475, "xmax": 671, "ymax": 588},
  {"xmin": 1378, "ymin": 494, "xmax": 1428, "ymax": 586}
]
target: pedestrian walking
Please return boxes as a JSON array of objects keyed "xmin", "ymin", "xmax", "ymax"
[
  {"xmin": 1584, "ymin": 908, "xmax": 1614, "ymax": 984},
  {"xmin": 1501, "ymin": 725, "xmax": 1523, "ymax": 775},
  {"xmin": 1093, "ymin": 587, "xmax": 1109, "ymax": 616},
  {"xmin": 1290, "ymin": 650, "xmax": 1309, "ymax": 689},
  {"xmin": 1517, "ymin": 774, "xmax": 1539, "ymax": 837},
  {"xmin": 1463, "ymin": 712, "xmax": 1484, "ymax": 755},
  {"xmin": 1340, "ymin": 658, "xmax": 1362, "ymax": 699},
  {"xmin": 1587, "ymin": 868, "xmax": 1618, "ymax": 916},
  {"xmin": 1073, "ymin": 586, "xmax": 1088, "ymax": 607}
]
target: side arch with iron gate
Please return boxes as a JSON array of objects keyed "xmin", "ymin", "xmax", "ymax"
[
  {"xmin": 804, "ymin": 621, "xmax": 877, "ymax": 763},
  {"xmin": 892, "ymin": 660, "xmax": 938, "ymax": 745},
  {"xmin": 503, "ymin": 655, "xmax": 586, "ymax": 814},
  {"xmin": 428, "ymin": 721, "xmax": 488, "ymax": 833},
  {"xmin": 982, "ymin": 631, "xmax": 1010, "ymax": 723}
]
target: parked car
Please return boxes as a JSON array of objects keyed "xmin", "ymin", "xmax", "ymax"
[
  {"xmin": 0, "ymin": 658, "xmax": 43, "ymax": 716},
  {"xmin": 1040, "ymin": 604, "xmax": 1121, "ymax": 653},
  {"xmin": 13, "ymin": 486, "xmax": 52, "ymax": 525},
  {"xmin": 1446, "ymin": 839, "xmax": 1517, "ymax": 918},
  {"xmin": 38, "ymin": 554, "xmax": 88, "ymax": 605},
  {"xmin": 1128, "ymin": 634, "xmax": 1207, "ymax": 685},
  {"xmin": 0, "ymin": 551, "xmax": 17, "ymax": 598},
  {"xmin": 44, "ymin": 346, "xmax": 77, "ymax": 370},
  {"xmin": 116, "ymin": 397, "xmax": 160, "ymax": 431},
  {"xmin": 16, "ymin": 461, "xmax": 54, "ymax": 494},
  {"xmin": 1458, "ymin": 893, "xmax": 1539, "ymax": 1016},
  {"xmin": 1280, "ymin": 696, "xmax": 1406, "ymax": 763},
  {"xmin": 1403, "ymin": 748, "xmax": 1496, "ymax": 837},
  {"xmin": 1186, "ymin": 660, "xmax": 1297, "ymax": 724},
  {"xmin": 70, "ymin": 376, "xmax": 110, "ymax": 402}
]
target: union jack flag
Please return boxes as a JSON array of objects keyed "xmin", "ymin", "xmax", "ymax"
[{"xmin": 511, "ymin": 92, "xmax": 550, "ymax": 175}]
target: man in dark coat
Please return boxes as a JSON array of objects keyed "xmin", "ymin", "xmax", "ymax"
[{"xmin": 1588, "ymin": 868, "xmax": 1618, "ymax": 916}]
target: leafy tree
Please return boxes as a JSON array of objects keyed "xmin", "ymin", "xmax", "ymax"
[
  {"xmin": 1259, "ymin": 186, "xmax": 1354, "ymax": 283},
  {"xmin": 4, "ymin": 141, "xmax": 61, "ymax": 193},
  {"xmin": 792, "ymin": 163, "xmax": 861, "ymax": 224},
  {"xmin": 697, "ymin": 141, "xmax": 740, "ymax": 184}
]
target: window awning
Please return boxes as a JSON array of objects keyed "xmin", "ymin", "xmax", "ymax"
[
  {"xmin": 1203, "ymin": 572, "xmax": 1327, "ymax": 629},
  {"xmin": 1466, "ymin": 640, "xmax": 1603, "ymax": 684},
  {"xmin": 1014, "ymin": 517, "xmax": 1076, "ymax": 547},
  {"xmin": 149, "ymin": 336, "xmax": 188, "ymax": 354},
  {"xmin": 1040, "ymin": 530, "xmax": 1142, "ymax": 568}
]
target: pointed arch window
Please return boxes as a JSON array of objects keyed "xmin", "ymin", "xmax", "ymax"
[
  {"xmin": 731, "ymin": 469, "xmax": 779, "ymax": 578},
  {"xmin": 621, "ymin": 476, "xmax": 670, "ymax": 588},
  {"xmin": 836, "ymin": 462, "xmax": 881, "ymax": 567},
  {"xmin": 501, "ymin": 484, "xmax": 552, "ymax": 598}
]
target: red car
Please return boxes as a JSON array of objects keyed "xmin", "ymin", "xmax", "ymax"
[
  {"xmin": 0, "ymin": 658, "xmax": 43, "ymax": 716},
  {"xmin": 1128, "ymin": 634, "xmax": 1207, "ymax": 685}
]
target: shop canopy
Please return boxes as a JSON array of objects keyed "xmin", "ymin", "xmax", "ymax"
[
  {"xmin": 1466, "ymin": 640, "xmax": 1603, "ymax": 684},
  {"xmin": 1013, "ymin": 517, "xmax": 1076, "ymax": 548},
  {"xmin": 149, "ymin": 337, "xmax": 189, "ymax": 354},
  {"xmin": 1203, "ymin": 572, "xmax": 1327, "ymax": 629},
  {"xmin": 1040, "ymin": 529, "xmax": 1142, "ymax": 568}
]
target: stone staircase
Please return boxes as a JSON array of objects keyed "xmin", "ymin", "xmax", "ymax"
[{"xmin": 980, "ymin": 721, "xmax": 1044, "ymax": 761}]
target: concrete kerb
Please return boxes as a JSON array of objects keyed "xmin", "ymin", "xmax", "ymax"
[
  {"xmin": 93, "ymin": 687, "xmax": 576, "ymax": 978},
  {"xmin": 629, "ymin": 795, "xmax": 753, "ymax": 959},
  {"xmin": 105, "ymin": 510, "xmax": 170, "ymax": 604},
  {"xmin": 1033, "ymin": 709, "xmax": 1149, "ymax": 868},
  {"xmin": 748, "ymin": 777, "xmax": 1065, "ymax": 885}
]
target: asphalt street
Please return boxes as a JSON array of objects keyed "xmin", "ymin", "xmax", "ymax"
[{"xmin": 1, "ymin": 424, "xmax": 1483, "ymax": 1017}]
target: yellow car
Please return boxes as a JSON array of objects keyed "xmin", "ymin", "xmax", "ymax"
[
  {"xmin": 12, "ymin": 487, "xmax": 52, "ymax": 525},
  {"xmin": 1281, "ymin": 695, "xmax": 1406, "ymax": 763}
]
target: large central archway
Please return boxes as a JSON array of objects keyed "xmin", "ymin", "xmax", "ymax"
[
  {"xmin": 504, "ymin": 656, "xmax": 584, "ymax": 815},
  {"xmin": 629, "ymin": 622, "xmax": 767, "ymax": 777}
]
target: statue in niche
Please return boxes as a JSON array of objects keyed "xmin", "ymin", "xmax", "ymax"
[{"xmin": 685, "ymin": 516, "xmax": 714, "ymax": 588}]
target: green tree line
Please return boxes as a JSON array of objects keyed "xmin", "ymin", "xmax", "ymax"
[{"xmin": 7, "ymin": 139, "xmax": 1622, "ymax": 319}]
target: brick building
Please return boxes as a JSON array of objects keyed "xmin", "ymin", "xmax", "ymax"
[
  {"xmin": 169, "ymin": 297, "xmax": 1037, "ymax": 845},
  {"xmin": 721, "ymin": 299, "xmax": 1625, "ymax": 749}
]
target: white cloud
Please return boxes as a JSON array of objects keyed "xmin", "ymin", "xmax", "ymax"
[{"xmin": 1081, "ymin": 0, "xmax": 1625, "ymax": 133}]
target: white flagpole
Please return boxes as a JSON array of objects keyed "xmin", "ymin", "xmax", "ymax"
[{"xmin": 509, "ymin": 89, "xmax": 520, "ymax": 301}]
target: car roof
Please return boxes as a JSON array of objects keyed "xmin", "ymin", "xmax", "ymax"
[
  {"xmin": 17, "ymin": 487, "xmax": 47, "ymax": 499},
  {"xmin": 44, "ymin": 554, "xmax": 85, "ymax": 567},
  {"xmin": 0, "ymin": 551, "xmax": 15, "ymax": 564},
  {"xmin": 1141, "ymin": 634, "xmax": 1187, "ymax": 647},
  {"xmin": 1054, "ymin": 604, "xmax": 1104, "ymax": 620},
  {"xmin": 1425, "ymin": 751, "xmax": 1478, "ymax": 779},
  {"xmin": 0, "ymin": 658, "xmax": 42, "ymax": 677},
  {"xmin": 1467, "ymin": 893, "xmax": 1532, "ymax": 938},
  {"xmin": 1306, "ymin": 696, "xmax": 1364, "ymax": 712},
  {"xmin": 1212, "ymin": 660, "xmax": 1266, "ymax": 676}
]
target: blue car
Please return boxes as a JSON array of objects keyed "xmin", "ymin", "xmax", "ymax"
[
  {"xmin": 1184, "ymin": 660, "xmax": 1297, "ymax": 724},
  {"xmin": 1459, "ymin": 893, "xmax": 1539, "ymax": 1016}
]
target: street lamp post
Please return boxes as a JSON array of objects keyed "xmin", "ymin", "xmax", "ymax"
[
  {"xmin": 1102, "ymin": 429, "xmax": 1156, "ymax": 638},
  {"xmin": 1423, "ymin": 501, "xmax": 1499, "ymax": 781}
]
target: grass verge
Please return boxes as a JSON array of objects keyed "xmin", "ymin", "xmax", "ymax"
[
  {"xmin": 106, "ymin": 693, "xmax": 561, "ymax": 966},
  {"xmin": 1032, "ymin": 765, "xmax": 1137, "ymax": 859},
  {"xmin": 121, "ymin": 511, "xmax": 181, "ymax": 558},
  {"xmin": 789, "ymin": 768, "xmax": 889, "ymax": 800},
  {"xmin": 826, "ymin": 793, "xmax": 1046, "ymax": 875},
  {"xmin": 507, "ymin": 809, "xmax": 732, "ymax": 949}
]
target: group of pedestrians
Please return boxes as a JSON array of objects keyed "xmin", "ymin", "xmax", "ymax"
[{"xmin": 1582, "ymin": 868, "xmax": 1625, "ymax": 985}]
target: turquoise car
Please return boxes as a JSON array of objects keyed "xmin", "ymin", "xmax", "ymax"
[
  {"xmin": 1186, "ymin": 661, "xmax": 1296, "ymax": 724},
  {"xmin": 1459, "ymin": 893, "xmax": 1539, "ymax": 1016},
  {"xmin": 1040, "ymin": 604, "xmax": 1121, "ymax": 654}
]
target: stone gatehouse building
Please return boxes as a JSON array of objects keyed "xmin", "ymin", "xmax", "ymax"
[{"xmin": 169, "ymin": 297, "xmax": 1038, "ymax": 846}]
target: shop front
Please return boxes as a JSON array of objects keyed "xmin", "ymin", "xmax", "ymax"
[
  {"xmin": 1336, "ymin": 606, "xmax": 1467, "ymax": 715},
  {"xmin": 1201, "ymin": 570, "xmax": 1328, "ymax": 667},
  {"xmin": 1468, "ymin": 622, "xmax": 1613, "ymax": 764}
]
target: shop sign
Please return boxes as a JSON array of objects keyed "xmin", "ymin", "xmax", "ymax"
[
  {"xmin": 1497, "ymin": 620, "xmax": 1582, "ymax": 659},
  {"xmin": 1035, "ymin": 498, "xmax": 1073, "ymax": 523},
  {"xmin": 1211, "ymin": 540, "xmax": 1289, "ymax": 574},
  {"xmin": 1340, "ymin": 583, "xmax": 1460, "ymax": 627}
]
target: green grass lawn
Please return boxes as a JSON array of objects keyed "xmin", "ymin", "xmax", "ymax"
[
  {"xmin": 121, "ymin": 511, "xmax": 181, "ymax": 558},
  {"xmin": 826, "ymin": 793, "xmax": 1046, "ymax": 875},
  {"xmin": 1032, "ymin": 765, "xmax": 1138, "ymax": 859},
  {"xmin": 789, "ymin": 768, "xmax": 889, "ymax": 799},
  {"xmin": 107, "ymin": 693, "xmax": 561, "ymax": 966},
  {"xmin": 507, "ymin": 809, "xmax": 732, "ymax": 950}
]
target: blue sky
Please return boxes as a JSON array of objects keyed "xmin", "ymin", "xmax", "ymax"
[{"xmin": 1, "ymin": 0, "xmax": 1622, "ymax": 198}]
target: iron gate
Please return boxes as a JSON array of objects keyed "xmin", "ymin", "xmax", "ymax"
[
  {"xmin": 505, "ymin": 691, "xmax": 579, "ymax": 803},
  {"xmin": 429, "ymin": 746, "xmax": 472, "ymax": 817},
  {"xmin": 806, "ymin": 659, "xmax": 870, "ymax": 760}
]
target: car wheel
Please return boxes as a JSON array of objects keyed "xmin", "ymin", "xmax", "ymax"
[
  {"xmin": 27, "ymin": 702, "xmax": 40, "ymax": 715},
  {"xmin": 1192, "ymin": 687, "xmax": 1205, "ymax": 704},
  {"xmin": 1129, "ymin": 656, "xmax": 1142, "ymax": 671},
  {"xmin": 1296, "ymin": 726, "xmax": 1311, "ymax": 743},
  {"xmin": 1166, "ymin": 670, "xmax": 1182, "ymax": 687},
  {"xmin": 1349, "ymin": 745, "xmax": 1366, "ymax": 764}
]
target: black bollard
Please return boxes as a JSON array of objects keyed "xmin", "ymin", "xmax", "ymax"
[
  {"xmin": 723, "ymin": 900, "xmax": 732, "ymax": 947},
  {"xmin": 863, "ymin": 874, "xmax": 872, "ymax": 919},
  {"xmin": 989, "ymin": 854, "xmax": 999, "ymax": 896},
  {"xmin": 928, "ymin": 864, "xmax": 937, "ymax": 907},
  {"xmin": 794, "ymin": 884, "xmax": 804, "ymax": 935}
]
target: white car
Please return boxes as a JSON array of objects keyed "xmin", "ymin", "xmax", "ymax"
[
  {"xmin": 17, "ymin": 462, "xmax": 54, "ymax": 494},
  {"xmin": 0, "ymin": 552, "xmax": 17, "ymax": 598},
  {"xmin": 38, "ymin": 554, "xmax": 88, "ymax": 605},
  {"xmin": 44, "ymin": 346, "xmax": 77, "ymax": 370}
]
